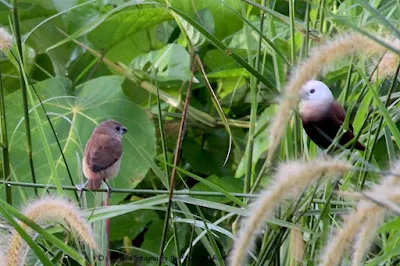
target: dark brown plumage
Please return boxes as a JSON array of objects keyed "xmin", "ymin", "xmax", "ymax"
[
  {"xmin": 301, "ymin": 101, "xmax": 365, "ymax": 151},
  {"xmin": 300, "ymin": 80, "xmax": 365, "ymax": 151},
  {"xmin": 80, "ymin": 120, "xmax": 127, "ymax": 195}
]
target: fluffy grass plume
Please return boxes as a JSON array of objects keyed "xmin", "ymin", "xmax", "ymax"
[
  {"xmin": 373, "ymin": 38, "xmax": 400, "ymax": 80},
  {"xmin": 320, "ymin": 161, "xmax": 400, "ymax": 266},
  {"xmin": 228, "ymin": 157, "xmax": 351, "ymax": 266},
  {"xmin": 289, "ymin": 228, "xmax": 304, "ymax": 264},
  {"xmin": 6, "ymin": 196, "xmax": 96, "ymax": 266},
  {"xmin": 0, "ymin": 27, "xmax": 12, "ymax": 50},
  {"xmin": 267, "ymin": 32, "xmax": 390, "ymax": 162}
]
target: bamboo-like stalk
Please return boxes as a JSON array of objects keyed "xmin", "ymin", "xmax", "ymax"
[
  {"xmin": 0, "ymin": 59, "xmax": 10, "ymax": 204},
  {"xmin": 12, "ymin": 0, "xmax": 37, "ymax": 195}
]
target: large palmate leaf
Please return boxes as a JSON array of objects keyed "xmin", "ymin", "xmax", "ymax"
[{"xmin": 6, "ymin": 76, "xmax": 156, "ymax": 203}]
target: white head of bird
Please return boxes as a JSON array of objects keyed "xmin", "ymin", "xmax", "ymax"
[{"xmin": 300, "ymin": 80, "xmax": 334, "ymax": 103}]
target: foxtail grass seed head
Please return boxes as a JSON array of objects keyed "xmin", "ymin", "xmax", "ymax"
[
  {"xmin": 320, "ymin": 160, "xmax": 400, "ymax": 266},
  {"xmin": 267, "ymin": 32, "xmax": 390, "ymax": 161},
  {"xmin": 373, "ymin": 38, "xmax": 400, "ymax": 81},
  {"xmin": 228, "ymin": 157, "xmax": 351, "ymax": 266},
  {"xmin": 6, "ymin": 196, "xmax": 96, "ymax": 266},
  {"xmin": 0, "ymin": 27, "xmax": 12, "ymax": 51},
  {"xmin": 289, "ymin": 228, "xmax": 304, "ymax": 263}
]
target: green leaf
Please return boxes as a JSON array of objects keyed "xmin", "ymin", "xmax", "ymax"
[
  {"xmin": 7, "ymin": 76, "xmax": 156, "ymax": 204},
  {"xmin": 130, "ymin": 44, "xmax": 196, "ymax": 82},
  {"xmin": 46, "ymin": 1, "xmax": 163, "ymax": 51},
  {"xmin": 110, "ymin": 209, "xmax": 158, "ymax": 241},
  {"xmin": 170, "ymin": 6, "xmax": 278, "ymax": 94},
  {"xmin": 191, "ymin": 174, "xmax": 243, "ymax": 203},
  {"xmin": 88, "ymin": 7, "xmax": 172, "ymax": 49}
]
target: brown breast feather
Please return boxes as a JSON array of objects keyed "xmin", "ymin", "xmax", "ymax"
[{"xmin": 301, "ymin": 101, "xmax": 365, "ymax": 150}]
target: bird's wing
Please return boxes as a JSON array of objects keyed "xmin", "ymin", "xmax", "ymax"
[
  {"xmin": 329, "ymin": 101, "xmax": 355, "ymax": 131},
  {"xmin": 86, "ymin": 134, "xmax": 122, "ymax": 172}
]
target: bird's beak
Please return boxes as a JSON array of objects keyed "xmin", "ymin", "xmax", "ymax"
[
  {"xmin": 300, "ymin": 90, "xmax": 309, "ymax": 100},
  {"xmin": 122, "ymin": 127, "xmax": 128, "ymax": 134}
]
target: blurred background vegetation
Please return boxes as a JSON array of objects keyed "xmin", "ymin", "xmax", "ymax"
[{"xmin": 1, "ymin": 0, "xmax": 400, "ymax": 265}]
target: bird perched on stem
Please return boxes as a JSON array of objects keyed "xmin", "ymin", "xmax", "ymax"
[
  {"xmin": 299, "ymin": 80, "xmax": 365, "ymax": 151},
  {"xmin": 77, "ymin": 120, "xmax": 127, "ymax": 197}
]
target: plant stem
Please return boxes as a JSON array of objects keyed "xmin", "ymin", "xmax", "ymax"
[
  {"xmin": 0, "ymin": 179, "xmax": 261, "ymax": 198},
  {"xmin": 0, "ymin": 59, "xmax": 10, "ymax": 204},
  {"xmin": 12, "ymin": 0, "xmax": 37, "ymax": 196},
  {"xmin": 157, "ymin": 55, "xmax": 195, "ymax": 266},
  {"xmin": 242, "ymin": 3, "xmax": 257, "ymax": 194}
]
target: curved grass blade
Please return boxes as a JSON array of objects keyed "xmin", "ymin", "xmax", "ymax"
[
  {"xmin": 170, "ymin": 7, "xmax": 278, "ymax": 94},
  {"xmin": 241, "ymin": 0, "xmax": 321, "ymax": 40},
  {"xmin": 355, "ymin": 0, "xmax": 400, "ymax": 41},
  {"xmin": 170, "ymin": 164, "xmax": 246, "ymax": 208},
  {"xmin": 216, "ymin": 0, "xmax": 291, "ymax": 66},
  {"xmin": 195, "ymin": 56, "xmax": 232, "ymax": 166}
]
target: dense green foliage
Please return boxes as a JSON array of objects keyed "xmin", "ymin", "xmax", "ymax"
[{"xmin": 2, "ymin": 0, "xmax": 400, "ymax": 265}]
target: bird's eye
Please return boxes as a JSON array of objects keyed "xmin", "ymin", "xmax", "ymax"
[
  {"xmin": 115, "ymin": 126, "xmax": 120, "ymax": 131},
  {"xmin": 310, "ymin": 89, "xmax": 315, "ymax": 93}
]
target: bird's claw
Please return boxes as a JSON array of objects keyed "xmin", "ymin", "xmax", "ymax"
[
  {"xmin": 76, "ymin": 181, "xmax": 88, "ymax": 198},
  {"xmin": 104, "ymin": 180, "xmax": 112, "ymax": 198}
]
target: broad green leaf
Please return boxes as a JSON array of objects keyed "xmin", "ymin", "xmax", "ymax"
[
  {"xmin": 130, "ymin": 43, "xmax": 196, "ymax": 82},
  {"xmin": 170, "ymin": 0, "xmax": 243, "ymax": 40},
  {"xmin": 88, "ymin": 7, "xmax": 172, "ymax": 49},
  {"xmin": 46, "ymin": 1, "xmax": 162, "ymax": 51},
  {"xmin": 6, "ymin": 76, "xmax": 156, "ymax": 204},
  {"xmin": 206, "ymin": 68, "xmax": 249, "ymax": 79},
  {"xmin": 110, "ymin": 209, "xmax": 158, "ymax": 241}
]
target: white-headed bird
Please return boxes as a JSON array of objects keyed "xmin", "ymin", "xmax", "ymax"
[{"xmin": 300, "ymin": 80, "xmax": 365, "ymax": 151}]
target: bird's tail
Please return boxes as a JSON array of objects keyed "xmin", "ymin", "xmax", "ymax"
[
  {"xmin": 355, "ymin": 141, "xmax": 366, "ymax": 151},
  {"xmin": 88, "ymin": 178, "xmax": 103, "ymax": 190}
]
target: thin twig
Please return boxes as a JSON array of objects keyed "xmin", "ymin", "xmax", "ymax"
[
  {"xmin": 0, "ymin": 180, "xmax": 260, "ymax": 198},
  {"xmin": 157, "ymin": 54, "xmax": 196, "ymax": 266},
  {"xmin": 12, "ymin": 0, "xmax": 37, "ymax": 195}
]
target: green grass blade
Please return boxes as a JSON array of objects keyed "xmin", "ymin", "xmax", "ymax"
[{"xmin": 169, "ymin": 7, "xmax": 278, "ymax": 94}]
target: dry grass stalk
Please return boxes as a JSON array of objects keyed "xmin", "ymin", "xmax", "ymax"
[
  {"xmin": 267, "ymin": 32, "xmax": 390, "ymax": 162},
  {"xmin": 0, "ymin": 27, "xmax": 12, "ymax": 51},
  {"xmin": 6, "ymin": 196, "xmax": 96, "ymax": 266},
  {"xmin": 228, "ymin": 157, "xmax": 351, "ymax": 266},
  {"xmin": 320, "ymin": 162, "xmax": 400, "ymax": 266}
]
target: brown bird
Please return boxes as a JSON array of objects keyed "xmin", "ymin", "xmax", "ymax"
[
  {"xmin": 299, "ymin": 80, "xmax": 365, "ymax": 151},
  {"xmin": 77, "ymin": 120, "xmax": 127, "ymax": 197}
]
